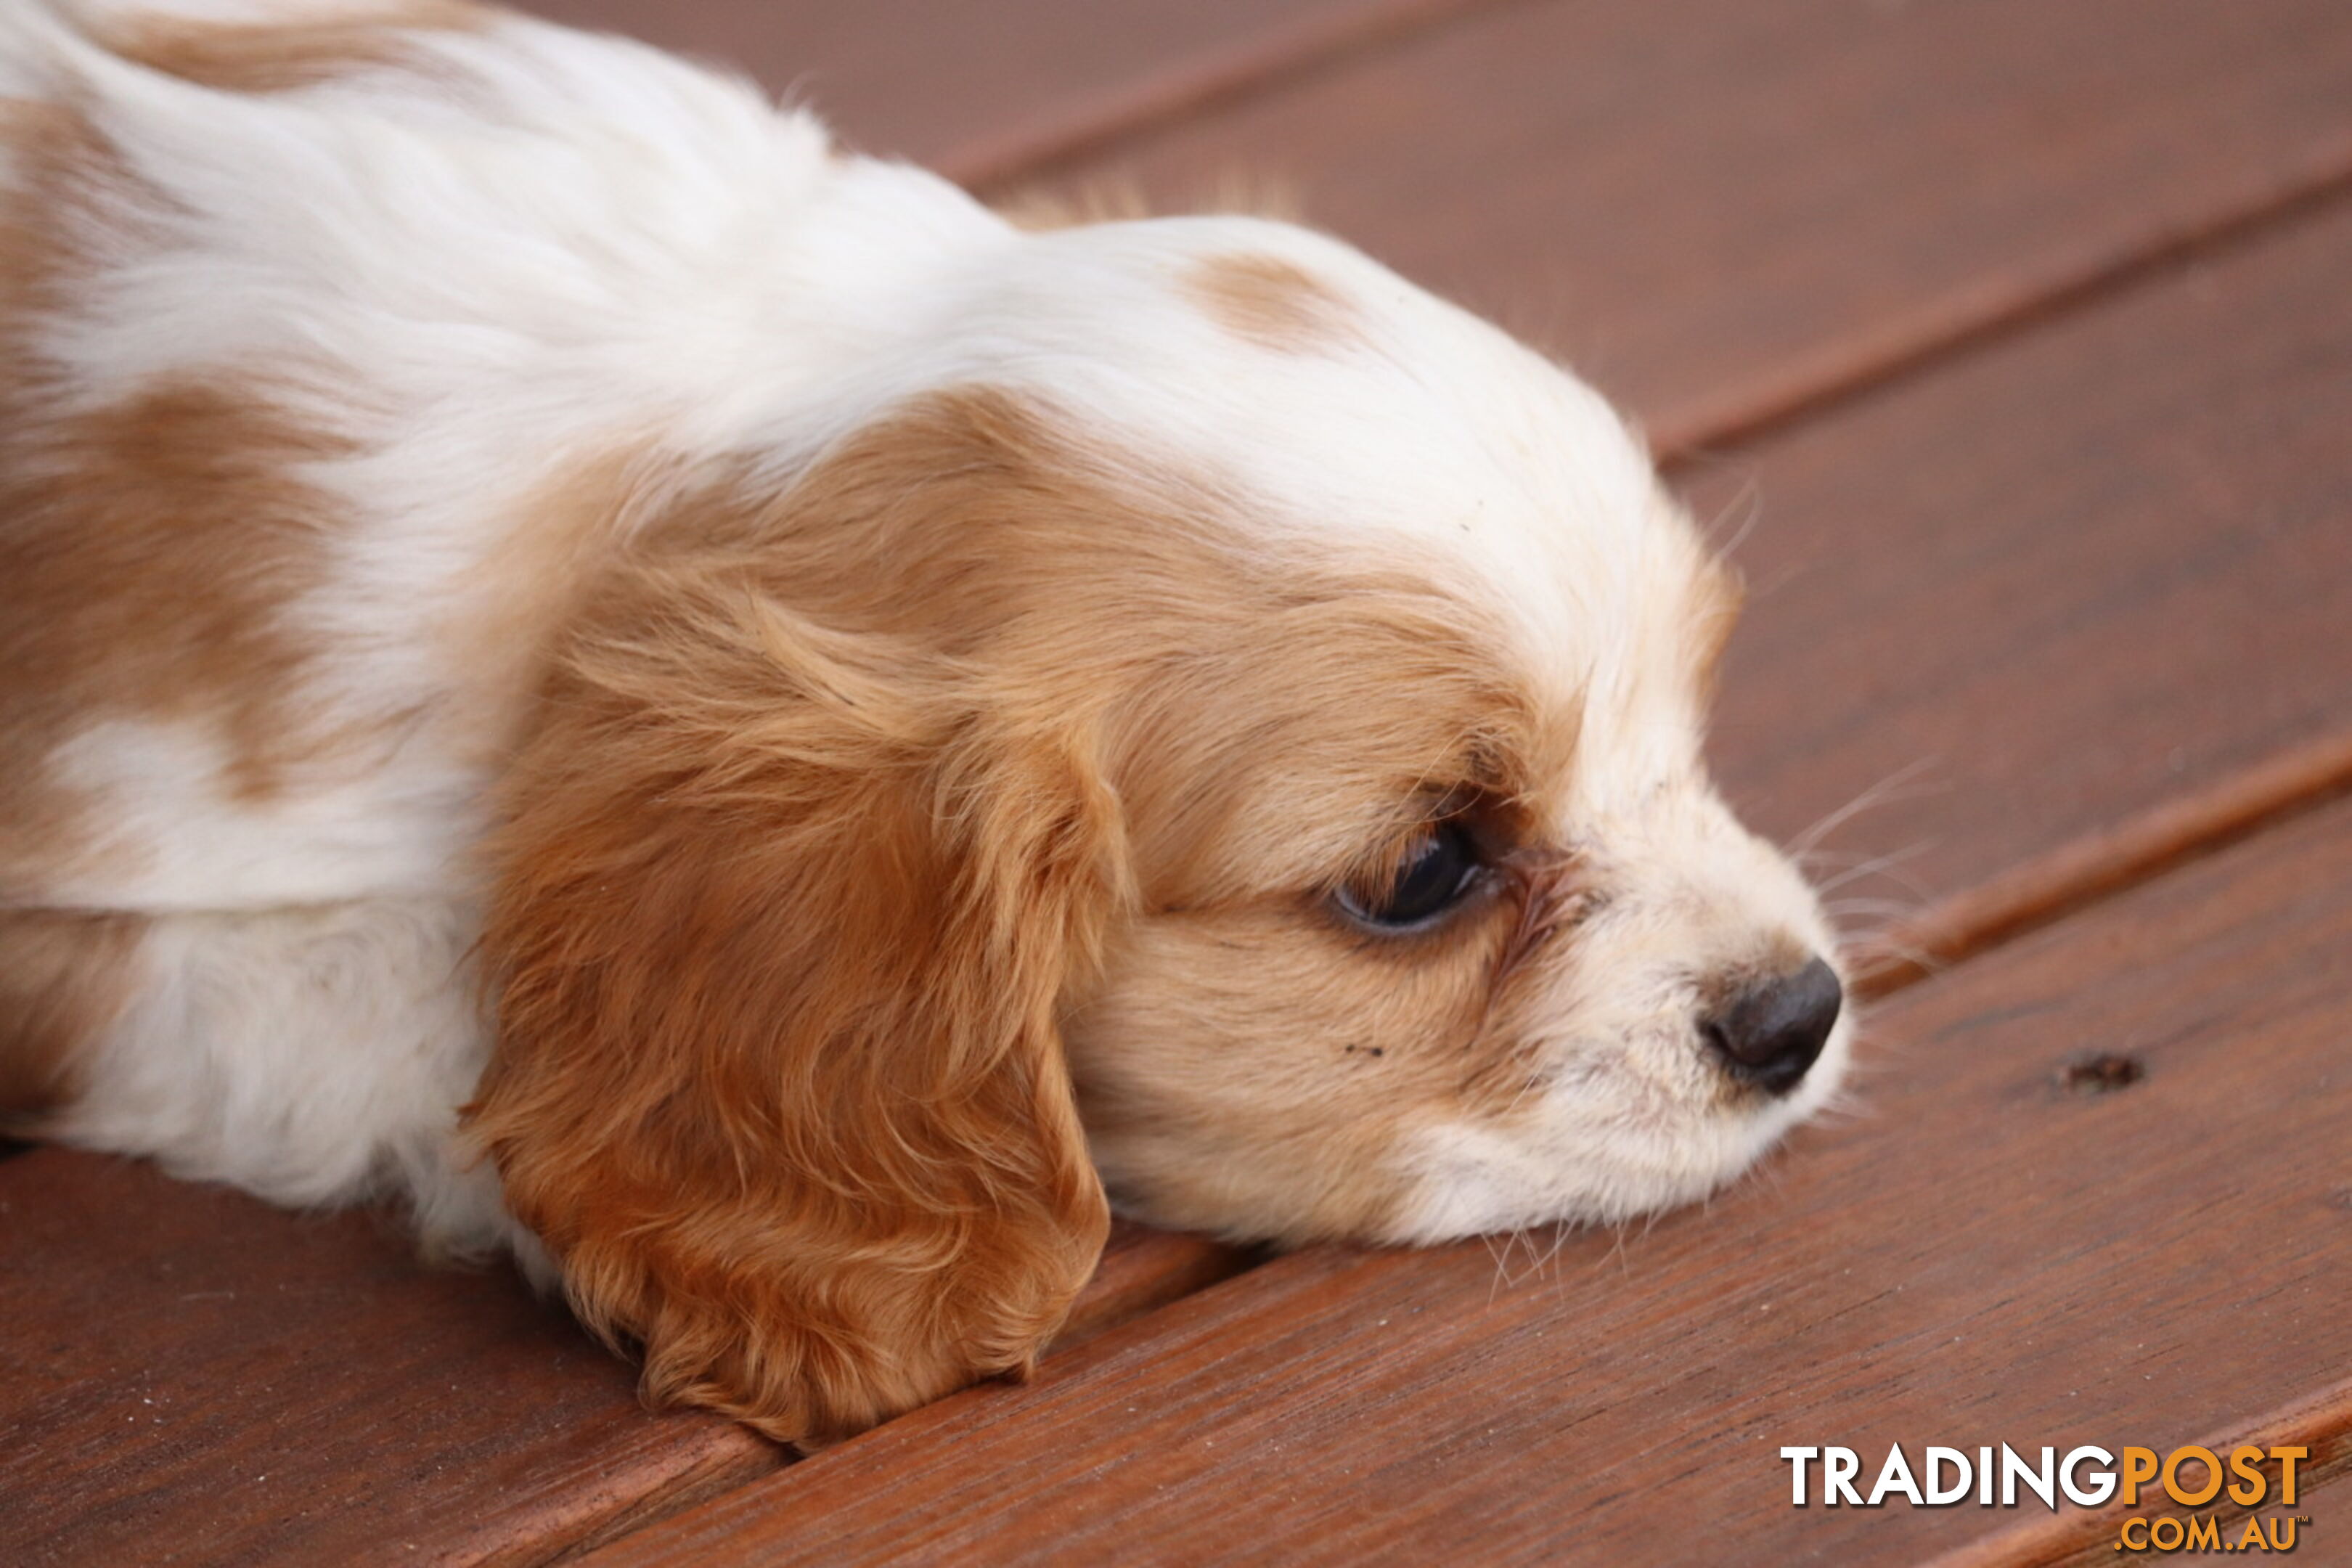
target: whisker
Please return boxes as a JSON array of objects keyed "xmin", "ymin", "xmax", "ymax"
[
  {"xmin": 1535, "ymin": 1222, "xmax": 1572, "ymax": 1292},
  {"xmin": 1787, "ymin": 757, "xmax": 1944, "ymax": 860},
  {"xmin": 1825, "ymin": 896, "xmax": 1924, "ymax": 920},
  {"xmin": 1480, "ymin": 1230, "xmax": 1509, "ymax": 1301},
  {"xmin": 1699, "ymin": 471, "xmax": 1765, "ymax": 560},
  {"xmin": 1810, "ymin": 842, "xmax": 1936, "ymax": 899},
  {"xmin": 1847, "ymin": 930, "xmax": 1944, "ymax": 977}
]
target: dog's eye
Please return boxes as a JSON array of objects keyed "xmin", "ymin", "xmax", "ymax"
[{"xmin": 1336, "ymin": 819, "xmax": 1483, "ymax": 929}]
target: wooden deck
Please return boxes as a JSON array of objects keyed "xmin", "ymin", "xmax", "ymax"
[{"xmin": 6, "ymin": 2, "xmax": 2350, "ymax": 1562}]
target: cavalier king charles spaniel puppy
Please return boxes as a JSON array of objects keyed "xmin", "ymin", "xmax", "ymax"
[{"xmin": 0, "ymin": 0, "xmax": 1850, "ymax": 1445}]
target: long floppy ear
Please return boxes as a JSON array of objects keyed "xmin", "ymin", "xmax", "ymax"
[{"xmin": 467, "ymin": 529, "xmax": 1120, "ymax": 1447}]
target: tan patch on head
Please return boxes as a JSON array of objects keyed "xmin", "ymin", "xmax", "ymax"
[
  {"xmin": 1070, "ymin": 809, "xmax": 1594, "ymax": 1246},
  {"xmin": 0, "ymin": 911, "xmax": 144, "ymax": 1120},
  {"xmin": 0, "ymin": 99, "xmax": 107, "ymax": 317},
  {"xmin": 97, "ymin": 1, "xmax": 485, "ymax": 94},
  {"xmin": 0, "ymin": 101, "xmax": 355, "ymax": 893},
  {"xmin": 1183, "ymin": 253, "xmax": 1357, "ymax": 354},
  {"xmin": 471, "ymin": 394, "xmax": 1139, "ymax": 1444}
]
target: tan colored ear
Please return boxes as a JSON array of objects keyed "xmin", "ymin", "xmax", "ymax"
[{"xmin": 467, "ymin": 546, "xmax": 1118, "ymax": 1447}]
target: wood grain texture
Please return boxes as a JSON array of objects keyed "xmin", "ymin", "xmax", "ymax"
[
  {"xmin": 512, "ymin": 0, "xmax": 1486, "ymax": 180},
  {"xmin": 0, "ymin": 1148, "xmax": 778, "ymax": 1567},
  {"xmin": 1026, "ymin": 0, "xmax": 2352, "ymax": 452},
  {"xmin": 0, "ymin": 1161, "xmax": 1248, "ymax": 1565},
  {"xmin": 578, "ymin": 776, "xmax": 2352, "ymax": 1567},
  {"xmin": 1055, "ymin": 1222, "xmax": 1261, "ymax": 1354}
]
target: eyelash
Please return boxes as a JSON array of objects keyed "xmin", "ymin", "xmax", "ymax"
[{"xmin": 1332, "ymin": 817, "xmax": 1487, "ymax": 931}]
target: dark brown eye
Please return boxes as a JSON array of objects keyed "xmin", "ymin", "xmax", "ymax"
[{"xmin": 1336, "ymin": 819, "xmax": 1483, "ymax": 929}]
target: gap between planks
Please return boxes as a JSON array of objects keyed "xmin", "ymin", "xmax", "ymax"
[
  {"xmin": 1848, "ymin": 727, "xmax": 2352, "ymax": 1003},
  {"xmin": 1651, "ymin": 158, "xmax": 2352, "ymax": 462},
  {"xmin": 936, "ymin": 0, "xmax": 1539, "ymax": 192}
]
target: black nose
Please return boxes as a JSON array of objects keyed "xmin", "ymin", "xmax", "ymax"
[{"xmin": 1702, "ymin": 957, "xmax": 1842, "ymax": 1096}]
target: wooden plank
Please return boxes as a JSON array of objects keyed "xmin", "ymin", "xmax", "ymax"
[
  {"xmin": 1055, "ymin": 1222, "xmax": 1259, "ymax": 1354},
  {"xmin": 0, "ymin": 1148, "xmax": 776, "ymax": 1567},
  {"xmin": 1850, "ymin": 728, "xmax": 2352, "ymax": 998},
  {"xmin": 1021, "ymin": 0, "xmax": 2352, "ymax": 452},
  {"xmin": 0, "ymin": 1154, "xmax": 1231, "ymax": 1564},
  {"xmin": 1930, "ymin": 1376, "xmax": 2352, "ymax": 1567},
  {"xmin": 574, "ymin": 748, "xmax": 2352, "ymax": 1566},
  {"xmin": 511, "ymin": 0, "xmax": 1488, "ymax": 181}
]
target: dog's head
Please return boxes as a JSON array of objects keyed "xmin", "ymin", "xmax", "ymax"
[{"xmin": 470, "ymin": 215, "xmax": 1847, "ymax": 1445}]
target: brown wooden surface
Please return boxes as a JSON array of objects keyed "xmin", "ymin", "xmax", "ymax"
[
  {"xmin": 0, "ymin": 1147, "xmax": 775, "ymax": 1568},
  {"xmin": 0, "ymin": 1168, "xmax": 1248, "ymax": 1567},
  {"xmin": 1054, "ymin": 1222, "xmax": 1260, "ymax": 1354},
  {"xmin": 1029, "ymin": 0, "xmax": 2352, "ymax": 452},
  {"xmin": 1696, "ymin": 196, "xmax": 2352, "ymax": 926},
  {"xmin": 1847, "ymin": 727, "xmax": 2352, "ymax": 1000},
  {"xmin": 580, "ymin": 777, "xmax": 2352, "ymax": 1567}
]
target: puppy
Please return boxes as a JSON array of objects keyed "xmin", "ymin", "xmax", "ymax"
[{"xmin": 0, "ymin": 0, "xmax": 1850, "ymax": 1445}]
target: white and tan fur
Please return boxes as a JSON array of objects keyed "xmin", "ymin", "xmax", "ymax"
[{"xmin": 0, "ymin": 0, "xmax": 1851, "ymax": 1444}]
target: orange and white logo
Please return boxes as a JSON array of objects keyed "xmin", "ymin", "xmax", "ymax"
[{"xmin": 1779, "ymin": 1442, "xmax": 2311, "ymax": 1554}]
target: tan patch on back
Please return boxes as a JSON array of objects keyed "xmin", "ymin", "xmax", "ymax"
[
  {"xmin": 99, "ymin": 1, "xmax": 486, "ymax": 94},
  {"xmin": 0, "ymin": 911, "xmax": 144, "ymax": 1119},
  {"xmin": 0, "ymin": 383, "xmax": 354, "ymax": 836},
  {"xmin": 0, "ymin": 99, "xmax": 354, "ymax": 894},
  {"xmin": 1183, "ymin": 253, "xmax": 1357, "ymax": 354}
]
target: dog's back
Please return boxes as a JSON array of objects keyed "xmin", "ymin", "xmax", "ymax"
[{"xmin": 0, "ymin": 0, "xmax": 853, "ymax": 1243}]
